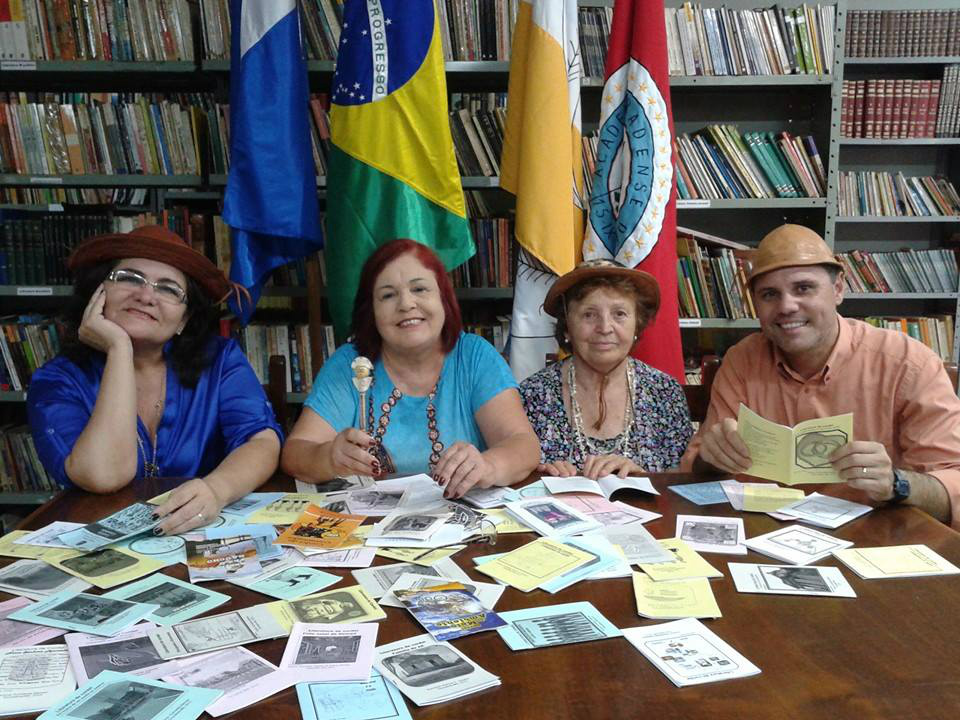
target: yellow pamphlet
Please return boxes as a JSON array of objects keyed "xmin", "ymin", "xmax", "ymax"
[
  {"xmin": 638, "ymin": 539, "xmax": 723, "ymax": 582},
  {"xmin": 43, "ymin": 546, "xmax": 165, "ymax": 589},
  {"xmin": 274, "ymin": 505, "xmax": 366, "ymax": 551},
  {"xmin": 475, "ymin": 538, "xmax": 594, "ymax": 592},
  {"xmin": 376, "ymin": 545, "xmax": 466, "ymax": 566},
  {"xmin": 0, "ymin": 531, "xmax": 81, "ymax": 562},
  {"xmin": 478, "ymin": 508, "xmax": 531, "ymax": 534},
  {"xmin": 833, "ymin": 545, "xmax": 960, "ymax": 579},
  {"xmin": 632, "ymin": 573, "xmax": 722, "ymax": 619},
  {"xmin": 738, "ymin": 404, "xmax": 853, "ymax": 485},
  {"xmin": 742, "ymin": 485, "xmax": 806, "ymax": 512},
  {"xmin": 269, "ymin": 584, "xmax": 386, "ymax": 630},
  {"xmin": 247, "ymin": 493, "xmax": 329, "ymax": 524}
]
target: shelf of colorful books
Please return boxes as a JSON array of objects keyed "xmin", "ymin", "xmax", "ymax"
[
  {"xmin": 835, "ymin": 215, "xmax": 960, "ymax": 223},
  {"xmin": 845, "ymin": 57, "xmax": 960, "ymax": 65},
  {"xmin": 0, "ymin": 286, "xmax": 71, "ymax": 297},
  {"xmin": 0, "ymin": 60, "xmax": 197, "ymax": 73},
  {"xmin": 677, "ymin": 198, "xmax": 828, "ymax": 209},
  {"xmin": 839, "ymin": 139, "xmax": 960, "ymax": 146},
  {"xmin": 668, "ymin": 75, "xmax": 832, "ymax": 87},
  {"xmin": 0, "ymin": 491, "xmax": 56, "ymax": 505},
  {"xmin": 0, "ymin": 175, "xmax": 204, "ymax": 189}
]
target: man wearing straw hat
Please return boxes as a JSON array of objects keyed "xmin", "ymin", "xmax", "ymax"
[{"xmin": 681, "ymin": 224, "xmax": 960, "ymax": 529}]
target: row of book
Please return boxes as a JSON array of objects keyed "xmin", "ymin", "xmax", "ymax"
[
  {"xmin": 0, "ymin": 315, "xmax": 60, "ymax": 393},
  {"xmin": 449, "ymin": 94, "xmax": 507, "ymax": 178},
  {"xmin": 845, "ymin": 10, "xmax": 960, "ymax": 58},
  {"xmin": 0, "ymin": 187, "xmax": 148, "ymax": 206},
  {"xmin": 579, "ymin": 6, "xmax": 613, "ymax": 81},
  {"xmin": 838, "ymin": 249, "xmax": 959, "ymax": 295},
  {"xmin": 676, "ymin": 234, "xmax": 755, "ymax": 321},
  {"xmin": 864, "ymin": 316, "xmax": 955, "ymax": 363},
  {"xmin": 837, "ymin": 172, "xmax": 960, "ymax": 218},
  {"xmin": 237, "ymin": 324, "xmax": 321, "ymax": 395},
  {"xmin": 673, "ymin": 126, "xmax": 826, "ymax": 200},
  {"xmin": 0, "ymin": 0, "xmax": 195, "ymax": 62},
  {"xmin": 664, "ymin": 3, "xmax": 835, "ymax": 77},
  {"xmin": 0, "ymin": 213, "xmax": 111, "ymax": 286},
  {"xmin": 450, "ymin": 218, "xmax": 514, "ymax": 289},
  {"xmin": 0, "ymin": 92, "xmax": 210, "ymax": 177},
  {"xmin": 840, "ymin": 72, "xmax": 960, "ymax": 139},
  {"xmin": 0, "ymin": 425, "xmax": 55, "ymax": 494}
]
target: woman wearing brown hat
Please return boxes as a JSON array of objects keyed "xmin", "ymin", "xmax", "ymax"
[
  {"xmin": 519, "ymin": 259, "xmax": 692, "ymax": 478},
  {"xmin": 26, "ymin": 226, "xmax": 282, "ymax": 535}
]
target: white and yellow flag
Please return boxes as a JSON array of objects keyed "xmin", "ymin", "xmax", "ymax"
[{"xmin": 500, "ymin": 0, "xmax": 584, "ymax": 381}]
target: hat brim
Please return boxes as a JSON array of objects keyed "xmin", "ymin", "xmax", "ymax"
[
  {"xmin": 543, "ymin": 265, "xmax": 661, "ymax": 318},
  {"xmin": 68, "ymin": 233, "xmax": 232, "ymax": 302},
  {"xmin": 747, "ymin": 257, "xmax": 844, "ymax": 284}
]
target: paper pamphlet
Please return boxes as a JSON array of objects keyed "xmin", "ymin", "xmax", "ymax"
[
  {"xmin": 496, "ymin": 601, "xmax": 622, "ymax": 651},
  {"xmin": 395, "ymin": 583, "xmax": 506, "ymax": 642},
  {"xmin": 832, "ymin": 545, "xmax": 960, "ymax": 579},
  {"xmin": 296, "ymin": 670, "xmax": 412, "ymax": 720},
  {"xmin": 271, "ymin": 585, "xmax": 387, "ymax": 630},
  {"xmin": 742, "ymin": 485, "xmax": 806, "ymax": 512},
  {"xmin": 55, "ymin": 502, "xmax": 161, "ymax": 551},
  {"xmin": 638, "ymin": 539, "xmax": 723, "ymax": 582},
  {"xmin": 623, "ymin": 618, "xmax": 761, "ymax": 686},
  {"xmin": 776, "ymin": 493, "xmax": 872, "ymax": 529},
  {"xmin": 675, "ymin": 515, "xmax": 747, "ymax": 555},
  {"xmin": 632, "ymin": 573, "xmax": 722, "ymax": 619},
  {"xmin": 274, "ymin": 506, "xmax": 366, "ymax": 551},
  {"xmin": 279, "ymin": 622, "xmax": 378, "ymax": 682},
  {"xmin": 728, "ymin": 563, "xmax": 857, "ymax": 597},
  {"xmin": 63, "ymin": 623, "xmax": 178, "ymax": 685},
  {"xmin": 148, "ymin": 604, "xmax": 289, "ymax": 659},
  {"xmin": 8, "ymin": 591, "xmax": 158, "ymax": 638},
  {"xmin": 668, "ymin": 481, "xmax": 729, "ymax": 506},
  {"xmin": 542, "ymin": 474, "xmax": 660, "ymax": 498},
  {"xmin": 503, "ymin": 497, "xmax": 601, "ymax": 538},
  {"xmin": 103, "ymin": 574, "xmax": 230, "ymax": 626},
  {"xmin": 0, "ymin": 645, "xmax": 76, "ymax": 717},
  {"xmin": 43, "ymin": 546, "xmax": 166, "ymax": 590},
  {"xmin": 745, "ymin": 525, "xmax": 854, "ymax": 566},
  {"xmin": 0, "ymin": 597, "xmax": 67, "ymax": 649},
  {"xmin": 380, "ymin": 573, "xmax": 504, "ymax": 610},
  {"xmin": 474, "ymin": 538, "xmax": 595, "ymax": 592},
  {"xmin": 351, "ymin": 559, "xmax": 469, "ymax": 599},
  {"xmin": 0, "ymin": 559, "xmax": 90, "ymax": 601},
  {"xmin": 738, "ymin": 404, "xmax": 853, "ymax": 484}
]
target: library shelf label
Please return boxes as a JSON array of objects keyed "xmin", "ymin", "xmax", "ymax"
[
  {"xmin": 28, "ymin": 177, "xmax": 62, "ymax": 185},
  {"xmin": 679, "ymin": 318, "xmax": 702, "ymax": 328},
  {"xmin": 17, "ymin": 287, "xmax": 54, "ymax": 297},
  {"xmin": 0, "ymin": 60, "xmax": 36, "ymax": 71},
  {"xmin": 677, "ymin": 199, "xmax": 711, "ymax": 209}
]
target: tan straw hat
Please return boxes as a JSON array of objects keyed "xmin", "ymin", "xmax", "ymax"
[
  {"xmin": 747, "ymin": 224, "xmax": 842, "ymax": 283},
  {"xmin": 68, "ymin": 225, "xmax": 233, "ymax": 302},
  {"xmin": 543, "ymin": 258, "xmax": 660, "ymax": 318}
]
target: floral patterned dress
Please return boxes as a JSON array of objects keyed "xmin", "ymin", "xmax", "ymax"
[{"xmin": 519, "ymin": 359, "xmax": 693, "ymax": 471}]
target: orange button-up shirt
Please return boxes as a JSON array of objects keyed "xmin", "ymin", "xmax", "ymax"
[{"xmin": 681, "ymin": 318, "xmax": 960, "ymax": 530}]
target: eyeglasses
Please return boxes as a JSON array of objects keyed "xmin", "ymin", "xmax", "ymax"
[{"xmin": 107, "ymin": 269, "xmax": 187, "ymax": 305}]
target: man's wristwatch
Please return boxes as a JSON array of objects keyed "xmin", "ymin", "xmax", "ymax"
[{"xmin": 889, "ymin": 468, "xmax": 911, "ymax": 504}]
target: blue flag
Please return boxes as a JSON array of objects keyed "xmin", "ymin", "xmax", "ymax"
[{"xmin": 222, "ymin": 0, "xmax": 323, "ymax": 323}]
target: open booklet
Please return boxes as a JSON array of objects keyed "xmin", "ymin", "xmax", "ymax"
[{"xmin": 737, "ymin": 404, "xmax": 853, "ymax": 485}]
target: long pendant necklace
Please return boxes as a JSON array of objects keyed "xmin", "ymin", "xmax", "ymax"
[
  {"xmin": 367, "ymin": 378, "xmax": 444, "ymax": 473},
  {"xmin": 137, "ymin": 370, "xmax": 166, "ymax": 479},
  {"xmin": 568, "ymin": 359, "xmax": 636, "ymax": 460}
]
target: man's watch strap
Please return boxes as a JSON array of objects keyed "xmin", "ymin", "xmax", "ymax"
[{"xmin": 890, "ymin": 469, "xmax": 911, "ymax": 504}]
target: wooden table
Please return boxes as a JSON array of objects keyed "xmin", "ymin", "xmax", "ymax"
[{"xmin": 6, "ymin": 473, "xmax": 960, "ymax": 720}]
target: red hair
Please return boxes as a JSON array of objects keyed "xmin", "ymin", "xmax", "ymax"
[{"xmin": 351, "ymin": 239, "xmax": 463, "ymax": 360}]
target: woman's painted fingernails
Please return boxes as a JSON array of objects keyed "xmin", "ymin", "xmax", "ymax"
[
  {"xmin": 153, "ymin": 527, "xmax": 164, "ymax": 536},
  {"xmin": 151, "ymin": 513, "xmax": 160, "ymax": 521}
]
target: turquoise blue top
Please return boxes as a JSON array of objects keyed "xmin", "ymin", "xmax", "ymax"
[{"xmin": 304, "ymin": 332, "xmax": 517, "ymax": 474}]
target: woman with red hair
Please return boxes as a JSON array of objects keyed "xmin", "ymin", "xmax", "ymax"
[{"xmin": 282, "ymin": 239, "xmax": 539, "ymax": 498}]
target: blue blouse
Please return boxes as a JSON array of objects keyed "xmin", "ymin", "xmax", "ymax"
[
  {"xmin": 27, "ymin": 337, "xmax": 283, "ymax": 489},
  {"xmin": 304, "ymin": 332, "xmax": 517, "ymax": 475}
]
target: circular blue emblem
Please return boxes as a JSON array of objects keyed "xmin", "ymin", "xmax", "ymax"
[
  {"xmin": 332, "ymin": 0, "xmax": 434, "ymax": 105},
  {"xmin": 589, "ymin": 92, "xmax": 655, "ymax": 258}
]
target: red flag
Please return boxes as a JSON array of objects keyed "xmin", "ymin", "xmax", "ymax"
[{"xmin": 583, "ymin": 0, "xmax": 683, "ymax": 381}]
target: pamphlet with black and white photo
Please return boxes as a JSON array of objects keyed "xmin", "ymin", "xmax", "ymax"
[
  {"xmin": 776, "ymin": 493, "xmax": 872, "ymax": 529},
  {"xmin": 495, "ymin": 601, "xmax": 621, "ymax": 651},
  {"xmin": 728, "ymin": 563, "xmax": 857, "ymax": 597},
  {"xmin": 8, "ymin": 591, "xmax": 158, "ymax": 638},
  {"xmin": 103, "ymin": 574, "xmax": 230, "ymax": 626},
  {"xmin": 279, "ymin": 622, "xmax": 378, "ymax": 682},
  {"xmin": 623, "ymin": 617, "xmax": 761, "ymax": 686},
  {"xmin": 745, "ymin": 525, "xmax": 854, "ymax": 565},
  {"xmin": 504, "ymin": 497, "xmax": 601, "ymax": 538},
  {"xmin": 55, "ymin": 502, "xmax": 160, "ymax": 552},
  {"xmin": 351, "ymin": 559, "xmax": 470, "ymax": 599},
  {"xmin": 675, "ymin": 515, "xmax": 747, "ymax": 555},
  {"xmin": 0, "ymin": 645, "xmax": 76, "ymax": 717},
  {"xmin": 0, "ymin": 597, "xmax": 67, "ymax": 649},
  {"xmin": 374, "ymin": 634, "xmax": 500, "ymax": 706},
  {"xmin": 64, "ymin": 623, "xmax": 179, "ymax": 685},
  {"xmin": 148, "ymin": 605, "xmax": 289, "ymax": 659},
  {"xmin": 0, "ymin": 559, "xmax": 90, "ymax": 601}
]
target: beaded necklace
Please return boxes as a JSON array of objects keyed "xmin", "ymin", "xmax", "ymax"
[
  {"xmin": 367, "ymin": 379, "xmax": 444, "ymax": 474},
  {"xmin": 568, "ymin": 358, "xmax": 636, "ymax": 461}
]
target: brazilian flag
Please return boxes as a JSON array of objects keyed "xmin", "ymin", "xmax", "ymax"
[{"xmin": 326, "ymin": 0, "xmax": 475, "ymax": 337}]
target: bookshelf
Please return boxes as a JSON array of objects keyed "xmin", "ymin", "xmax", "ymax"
[{"xmin": 2, "ymin": 0, "xmax": 959, "ymax": 502}]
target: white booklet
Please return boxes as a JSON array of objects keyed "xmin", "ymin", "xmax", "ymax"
[
  {"xmin": 0, "ymin": 559, "xmax": 90, "ymax": 601},
  {"xmin": 675, "ymin": 515, "xmax": 747, "ymax": 555},
  {"xmin": 0, "ymin": 645, "xmax": 76, "ymax": 717},
  {"xmin": 542, "ymin": 474, "xmax": 660, "ymax": 498},
  {"xmin": 13, "ymin": 522, "xmax": 84, "ymax": 549},
  {"xmin": 162, "ymin": 646, "xmax": 292, "ymax": 718},
  {"xmin": 745, "ymin": 525, "xmax": 854, "ymax": 566},
  {"xmin": 64, "ymin": 623, "xmax": 179, "ymax": 685},
  {"xmin": 832, "ymin": 545, "xmax": 960, "ymax": 579},
  {"xmin": 148, "ymin": 605, "xmax": 289, "ymax": 659},
  {"xmin": 728, "ymin": 563, "xmax": 857, "ymax": 598},
  {"xmin": 623, "ymin": 617, "xmax": 761, "ymax": 686},
  {"xmin": 775, "ymin": 493, "xmax": 872, "ymax": 529},
  {"xmin": 55, "ymin": 502, "xmax": 161, "ymax": 551},
  {"xmin": 374, "ymin": 634, "xmax": 500, "ymax": 706},
  {"xmin": 504, "ymin": 497, "xmax": 601, "ymax": 538},
  {"xmin": 602, "ymin": 525, "xmax": 675, "ymax": 564},
  {"xmin": 279, "ymin": 622, "xmax": 378, "ymax": 682},
  {"xmin": 351, "ymin": 559, "xmax": 470, "ymax": 599}
]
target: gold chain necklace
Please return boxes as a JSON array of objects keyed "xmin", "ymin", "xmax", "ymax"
[
  {"xmin": 568, "ymin": 359, "xmax": 636, "ymax": 460},
  {"xmin": 137, "ymin": 369, "xmax": 165, "ymax": 478}
]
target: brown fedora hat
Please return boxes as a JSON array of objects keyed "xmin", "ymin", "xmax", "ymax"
[
  {"xmin": 68, "ymin": 225, "xmax": 232, "ymax": 302},
  {"xmin": 543, "ymin": 258, "xmax": 661, "ymax": 318},
  {"xmin": 748, "ymin": 224, "xmax": 842, "ymax": 283}
]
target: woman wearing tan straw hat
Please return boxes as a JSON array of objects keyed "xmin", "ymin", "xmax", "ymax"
[
  {"xmin": 26, "ymin": 225, "xmax": 282, "ymax": 535},
  {"xmin": 519, "ymin": 259, "xmax": 693, "ymax": 479}
]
